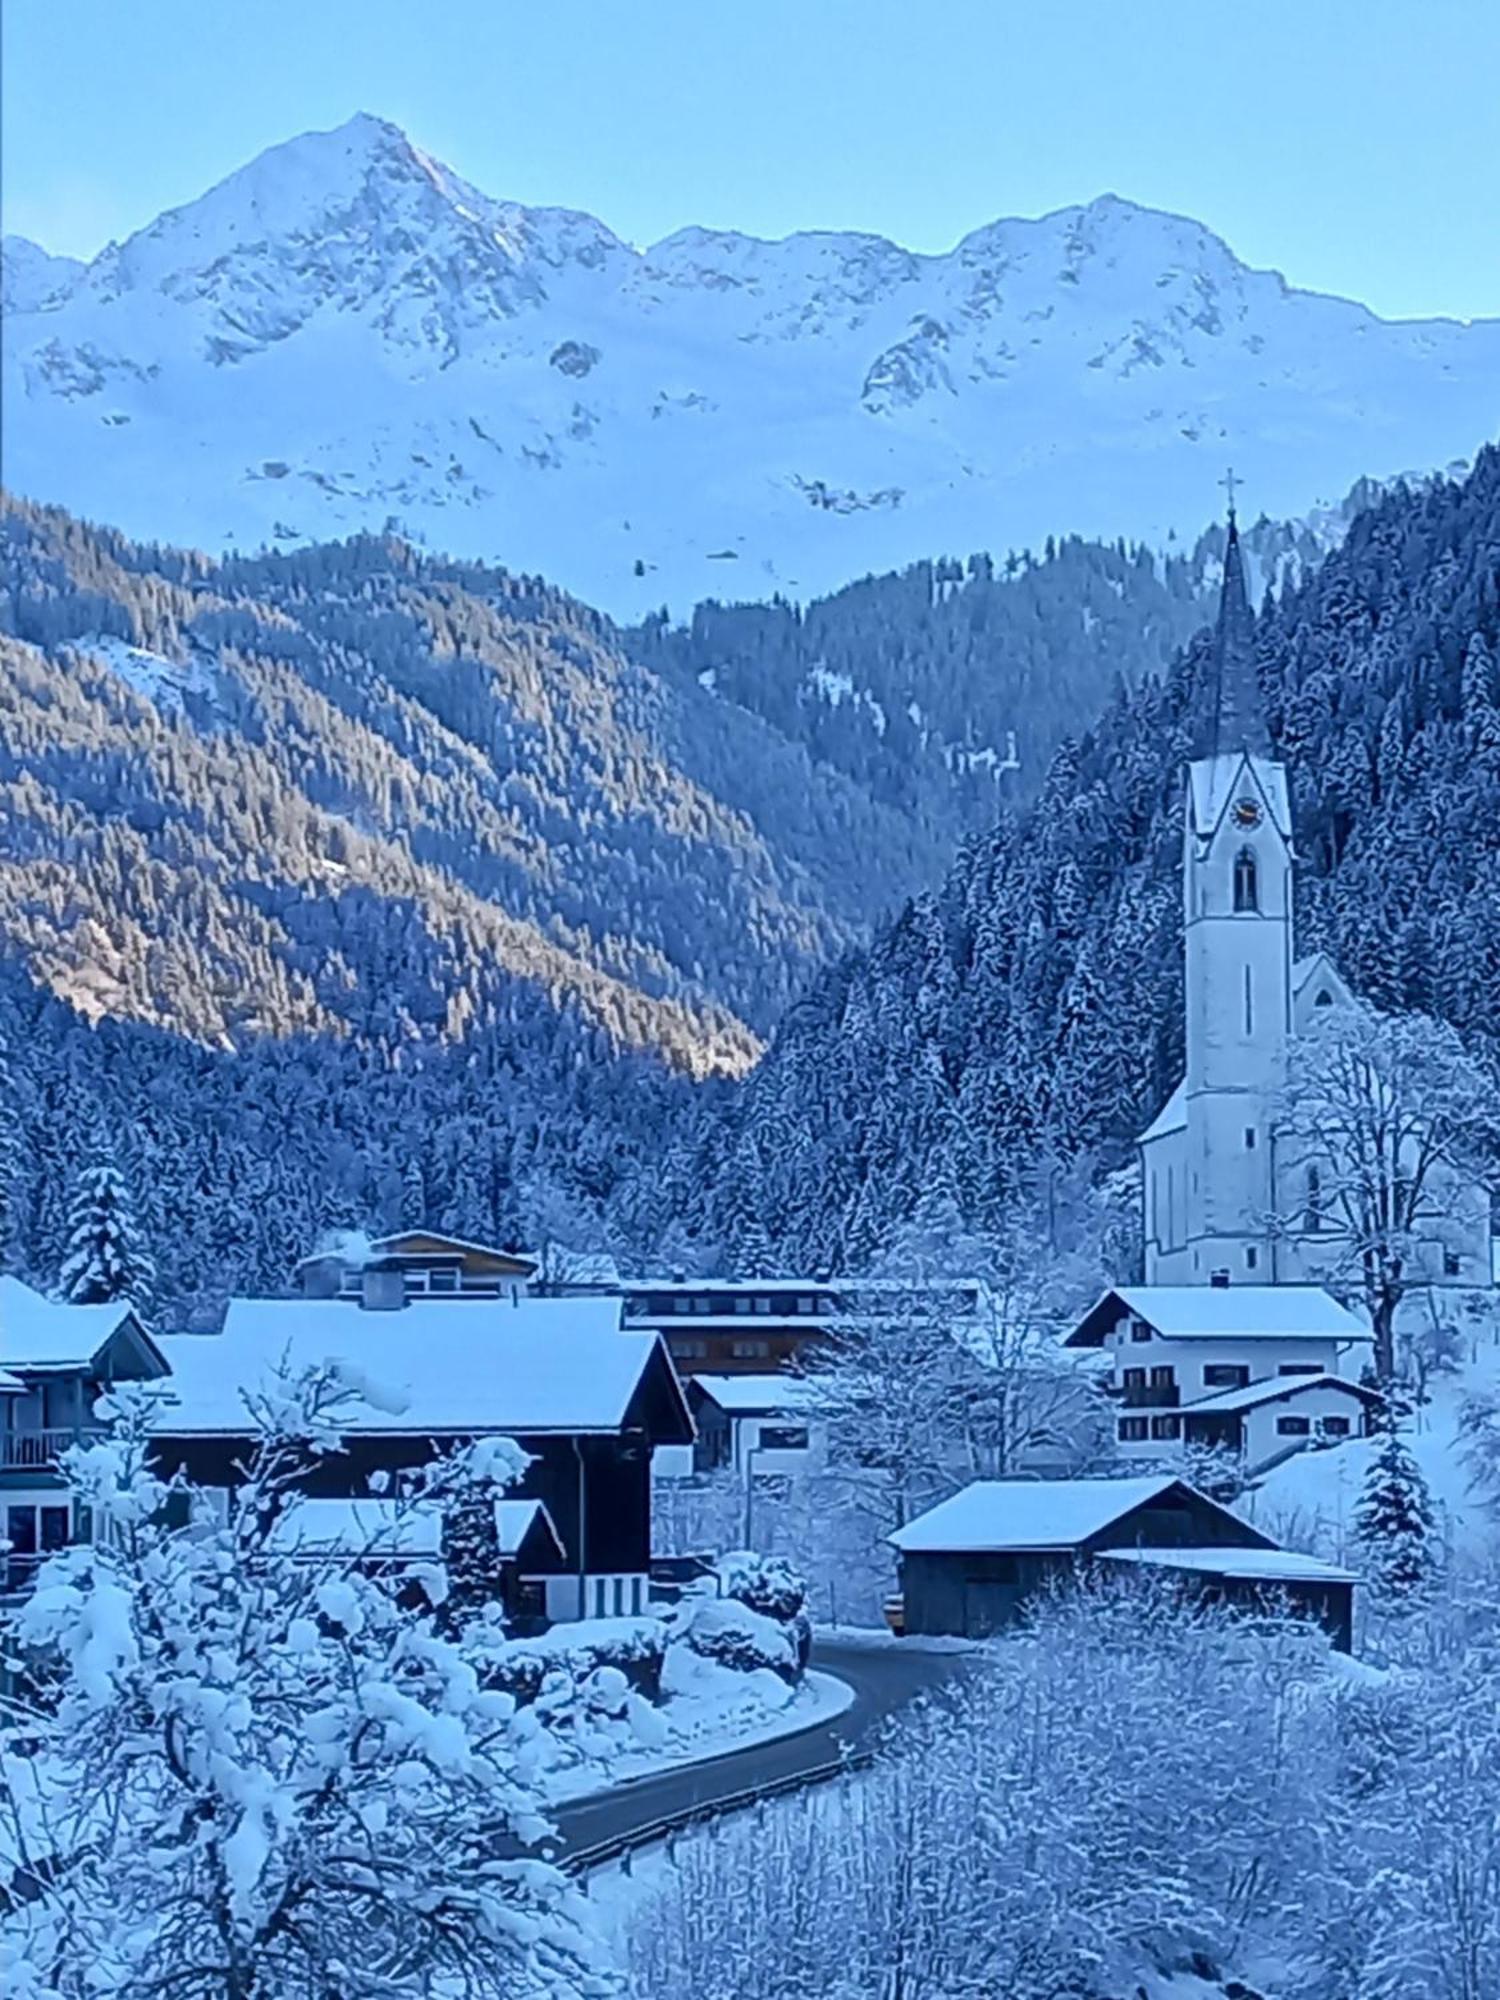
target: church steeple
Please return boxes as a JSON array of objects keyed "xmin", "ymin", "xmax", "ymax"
[{"xmin": 1209, "ymin": 493, "xmax": 1270, "ymax": 758}]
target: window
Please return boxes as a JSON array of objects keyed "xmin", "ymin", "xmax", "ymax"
[
  {"xmin": 1243, "ymin": 964, "xmax": 1254, "ymax": 1036},
  {"xmin": 1444, "ymin": 1249, "xmax": 1462, "ymax": 1278},
  {"xmin": 1320, "ymin": 1416, "xmax": 1352, "ymax": 1439},
  {"xmin": 754, "ymin": 1298, "xmax": 773, "ymax": 1315},
  {"xmin": 1276, "ymin": 1416, "xmax": 1312, "ymax": 1437},
  {"xmin": 797, "ymin": 1296, "xmax": 817, "ymax": 1313},
  {"xmin": 673, "ymin": 1338, "xmax": 707, "ymax": 1359},
  {"xmin": 612, "ymin": 1577, "xmax": 624, "ymax": 1616},
  {"xmin": 731, "ymin": 1339, "xmax": 770, "ymax": 1358},
  {"xmin": 1129, "ymin": 1318, "xmax": 1153, "ymax": 1344},
  {"xmin": 1149, "ymin": 1365, "xmax": 1175, "ymax": 1388},
  {"xmin": 675, "ymin": 1297, "xmax": 696, "ymax": 1313},
  {"xmin": 1233, "ymin": 846, "xmax": 1258, "ymax": 912},
  {"xmin": 734, "ymin": 1297, "xmax": 752, "ymax": 1315},
  {"xmin": 1314, "ymin": 987, "xmax": 1333, "ymax": 1007},
  {"xmin": 1278, "ymin": 1363, "xmax": 1321, "ymax": 1376},
  {"xmin": 1245, "ymin": 1246, "xmax": 1258, "ymax": 1271},
  {"xmin": 428, "ymin": 1267, "xmax": 459, "ymax": 1294},
  {"xmin": 631, "ymin": 1576, "xmax": 644, "ymax": 1614},
  {"xmin": 1203, "ymin": 1364, "xmax": 1250, "ymax": 1388},
  {"xmin": 759, "ymin": 1425, "xmax": 810, "ymax": 1453},
  {"xmin": 1304, "ymin": 1166, "xmax": 1323, "ymax": 1233},
  {"xmin": 1150, "ymin": 1170, "xmax": 1159, "ymax": 1241},
  {"xmin": 1118, "ymin": 1417, "xmax": 1150, "ymax": 1442},
  {"xmin": 1244, "ymin": 1126, "xmax": 1257, "ymax": 1150},
  {"xmin": 1150, "ymin": 1415, "xmax": 1181, "ymax": 1441},
  {"xmin": 1123, "ymin": 1367, "xmax": 1146, "ymax": 1389},
  {"xmin": 594, "ymin": 1578, "xmax": 607, "ymax": 1618}
]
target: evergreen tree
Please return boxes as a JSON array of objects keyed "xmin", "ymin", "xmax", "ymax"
[
  {"xmin": 438, "ymin": 1480, "xmax": 505, "ymax": 1635},
  {"xmin": 57, "ymin": 1145, "xmax": 156, "ymax": 1310},
  {"xmin": 1352, "ymin": 1420, "xmax": 1440, "ymax": 1610}
]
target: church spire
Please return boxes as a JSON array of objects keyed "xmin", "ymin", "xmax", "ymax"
[{"xmin": 1210, "ymin": 484, "xmax": 1269, "ymax": 758}]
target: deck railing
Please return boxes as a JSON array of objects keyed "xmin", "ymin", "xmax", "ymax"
[{"xmin": 0, "ymin": 1428, "xmax": 87, "ymax": 1471}]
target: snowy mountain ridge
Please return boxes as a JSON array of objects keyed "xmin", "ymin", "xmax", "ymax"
[{"xmin": 4, "ymin": 112, "xmax": 1498, "ymax": 613}]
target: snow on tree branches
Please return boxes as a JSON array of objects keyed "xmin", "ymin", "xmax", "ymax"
[
  {"xmin": 0, "ymin": 1374, "xmax": 609, "ymax": 2000},
  {"xmin": 56, "ymin": 1147, "xmax": 155, "ymax": 1311}
]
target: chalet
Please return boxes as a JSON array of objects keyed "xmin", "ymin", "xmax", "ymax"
[
  {"xmin": 151, "ymin": 1291, "xmax": 693, "ymax": 1623},
  {"xmin": 890, "ymin": 1475, "xmax": 1358, "ymax": 1649},
  {"xmin": 1064, "ymin": 1284, "xmax": 1377, "ymax": 1472},
  {"xmin": 297, "ymin": 1230, "xmax": 536, "ymax": 1304},
  {"xmin": 609, "ymin": 1276, "xmax": 988, "ymax": 1380},
  {"xmin": 685, "ymin": 1374, "xmax": 821, "ymax": 1477},
  {"xmin": 0, "ymin": 1277, "xmax": 169, "ymax": 1596}
]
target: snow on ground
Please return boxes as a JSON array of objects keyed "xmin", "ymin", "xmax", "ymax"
[
  {"xmin": 70, "ymin": 633, "xmax": 212, "ymax": 710},
  {"xmin": 544, "ymin": 1664, "xmax": 852, "ymax": 1805},
  {"xmin": 1244, "ymin": 1293, "xmax": 1500, "ymax": 1565}
]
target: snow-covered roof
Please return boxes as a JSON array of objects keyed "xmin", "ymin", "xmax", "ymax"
[
  {"xmin": 1137, "ymin": 1078, "xmax": 1186, "ymax": 1145},
  {"xmin": 1099, "ymin": 1546, "xmax": 1357, "ymax": 1585},
  {"xmin": 890, "ymin": 1475, "xmax": 1199, "ymax": 1553},
  {"xmin": 270, "ymin": 1495, "xmax": 562, "ymax": 1560},
  {"xmin": 1183, "ymin": 1372, "xmax": 1378, "ymax": 1416},
  {"xmin": 1066, "ymin": 1285, "xmax": 1372, "ymax": 1348},
  {"xmin": 296, "ymin": 1230, "xmax": 535, "ymax": 1272},
  {"xmin": 0, "ymin": 1367, "xmax": 24, "ymax": 1393},
  {"xmin": 0, "ymin": 1275, "xmax": 163, "ymax": 1372},
  {"xmin": 690, "ymin": 1373, "xmax": 820, "ymax": 1415},
  {"xmin": 153, "ymin": 1295, "xmax": 689, "ymax": 1438}
]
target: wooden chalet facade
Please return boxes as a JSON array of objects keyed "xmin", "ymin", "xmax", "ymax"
[
  {"xmin": 612, "ymin": 1276, "xmax": 988, "ymax": 1379},
  {"xmin": 0, "ymin": 1278, "xmax": 169, "ymax": 1597},
  {"xmin": 297, "ymin": 1231, "xmax": 536, "ymax": 1305},
  {"xmin": 890, "ymin": 1475, "xmax": 1357, "ymax": 1650},
  {"xmin": 151, "ymin": 1283, "xmax": 693, "ymax": 1624}
]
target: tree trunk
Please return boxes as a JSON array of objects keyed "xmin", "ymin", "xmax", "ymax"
[{"xmin": 1372, "ymin": 1290, "xmax": 1398, "ymax": 1383}]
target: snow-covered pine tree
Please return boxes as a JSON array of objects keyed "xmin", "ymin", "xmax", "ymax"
[
  {"xmin": 439, "ymin": 1476, "xmax": 506, "ymax": 1634},
  {"xmin": 1352, "ymin": 1418, "xmax": 1440, "ymax": 1610},
  {"xmin": 0, "ymin": 1021, "xmax": 19, "ymax": 1271},
  {"xmin": 57, "ymin": 1141, "xmax": 155, "ymax": 1310}
]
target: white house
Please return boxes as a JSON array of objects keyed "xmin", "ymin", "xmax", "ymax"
[
  {"xmin": 1065, "ymin": 1284, "xmax": 1380, "ymax": 1471},
  {"xmin": 1137, "ymin": 511, "xmax": 1492, "ymax": 1290},
  {"xmin": 683, "ymin": 1373, "xmax": 822, "ymax": 1479}
]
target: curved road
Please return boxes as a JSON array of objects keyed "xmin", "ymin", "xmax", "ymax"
[{"xmin": 553, "ymin": 1635, "xmax": 970, "ymax": 1861}]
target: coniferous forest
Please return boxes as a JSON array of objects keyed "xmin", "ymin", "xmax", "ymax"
[{"xmin": 1, "ymin": 455, "xmax": 1497, "ymax": 1317}]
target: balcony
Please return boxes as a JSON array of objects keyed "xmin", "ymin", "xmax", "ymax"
[
  {"xmin": 1, "ymin": 1428, "xmax": 88, "ymax": 1471},
  {"xmin": 1117, "ymin": 1383, "xmax": 1181, "ymax": 1410}
]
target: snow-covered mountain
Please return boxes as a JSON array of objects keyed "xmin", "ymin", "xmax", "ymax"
[{"xmin": 4, "ymin": 112, "xmax": 1497, "ymax": 614}]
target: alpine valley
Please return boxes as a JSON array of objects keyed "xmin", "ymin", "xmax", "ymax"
[{"xmin": 3, "ymin": 111, "xmax": 1497, "ymax": 617}]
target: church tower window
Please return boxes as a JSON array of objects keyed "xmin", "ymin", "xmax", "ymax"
[
  {"xmin": 1304, "ymin": 1166, "xmax": 1323, "ymax": 1233},
  {"xmin": 1233, "ymin": 847, "xmax": 1258, "ymax": 912},
  {"xmin": 1243, "ymin": 965, "xmax": 1253, "ymax": 1036},
  {"xmin": 1314, "ymin": 987, "xmax": 1333, "ymax": 1007}
]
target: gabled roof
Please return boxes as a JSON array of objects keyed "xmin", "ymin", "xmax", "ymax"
[
  {"xmin": 1183, "ymin": 1372, "xmax": 1380, "ymax": 1417},
  {"xmin": 295, "ymin": 1231, "xmax": 535, "ymax": 1275},
  {"xmin": 153, "ymin": 1295, "xmax": 692, "ymax": 1442},
  {"xmin": 689, "ymin": 1373, "xmax": 820, "ymax": 1415},
  {"xmin": 1065, "ymin": 1285, "xmax": 1372, "ymax": 1349},
  {"xmin": 0, "ymin": 1276, "xmax": 168, "ymax": 1375},
  {"xmin": 1100, "ymin": 1545, "xmax": 1357, "ymax": 1585},
  {"xmin": 1138, "ymin": 1077, "xmax": 1186, "ymax": 1145},
  {"xmin": 889, "ymin": 1475, "xmax": 1246, "ymax": 1554}
]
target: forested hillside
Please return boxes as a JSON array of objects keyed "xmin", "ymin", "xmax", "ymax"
[
  {"xmin": 2, "ymin": 463, "xmax": 1491, "ymax": 1320},
  {"xmin": 630, "ymin": 499, "xmax": 1354, "ymax": 828},
  {"xmin": 668, "ymin": 450, "xmax": 1500, "ymax": 1273}
]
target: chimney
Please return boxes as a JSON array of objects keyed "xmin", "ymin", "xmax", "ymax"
[
  {"xmin": 1209, "ymin": 1269, "xmax": 1231, "ymax": 1289},
  {"xmin": 361, "ymin": 1266, "xmax": 407, "ymax": 1312}
]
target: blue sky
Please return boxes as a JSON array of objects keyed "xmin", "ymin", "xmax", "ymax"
[{"xmin": 4, "ymin": 0, "xmax": 1497, "ymax": 321}]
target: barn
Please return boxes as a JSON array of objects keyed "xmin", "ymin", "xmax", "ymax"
[{"xmin": 889, "ymin": 1475, "xmax": 1357, "ymax": 1649}]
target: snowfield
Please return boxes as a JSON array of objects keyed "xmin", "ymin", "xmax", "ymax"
[{"xmin": 4, "ymin": 112, "xmax": 1498, "ymax": 614}]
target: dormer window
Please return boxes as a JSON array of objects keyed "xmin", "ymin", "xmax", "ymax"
[
  {"xmin": 1233, "ymin": 847, "xmax": 1258, "ymax": 912},
  {"xmin": 1314, "ymin": 987, "xmax": 1333, "ymax": 1007}
]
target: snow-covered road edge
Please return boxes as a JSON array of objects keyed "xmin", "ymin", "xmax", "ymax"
[{"xmin": 547, "ymin": 1668, "xmax": 855, "ymax": 1805}]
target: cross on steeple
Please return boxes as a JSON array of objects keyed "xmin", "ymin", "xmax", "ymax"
[{"xmin": 1219, "ymin": 466, "xmax": 1240, "ymax": 522}]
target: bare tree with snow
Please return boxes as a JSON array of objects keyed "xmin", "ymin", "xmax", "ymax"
[{"xmin": 0, "ymin": 1372, "xmax": 607, "ymax": 2000}]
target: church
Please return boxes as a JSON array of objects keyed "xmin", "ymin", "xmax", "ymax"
[{"xmin": 1136, "ymin": 506, "xmax": 1493, "ymax": 1292}]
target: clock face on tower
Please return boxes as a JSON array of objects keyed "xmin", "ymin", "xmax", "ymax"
[{"xmin": 1232, "ymin": 797, "xmax": 1262, "ymax": 829}]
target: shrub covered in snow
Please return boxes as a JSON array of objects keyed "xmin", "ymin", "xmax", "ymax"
[
  {"xmin": 0, "ymin": 1372, "xmax": 608, "ymax": 2000},
  {"xmin": 476, "ymin": 1615, "xmax": 669, "ymax": 1705},
  {"xmin": 715, "ymin": 1550, "xmax": 813, "ymax": 1675},
  {"xmin": 676, "ymin": 1596, "xmax": 801, "ymax": 1684}
]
